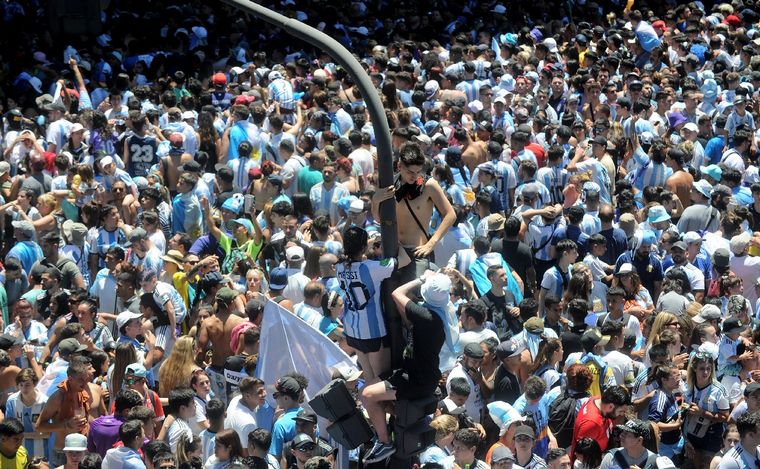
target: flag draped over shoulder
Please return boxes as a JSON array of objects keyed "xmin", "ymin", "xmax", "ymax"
[{"xmin": 256, "ymin": 299, "xmax": 358, "ymax": 407}]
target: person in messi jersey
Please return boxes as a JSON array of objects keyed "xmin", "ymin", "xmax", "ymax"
[{"xmin": 336, "ymin": 226, "xmax": 409, "ymax": 384}]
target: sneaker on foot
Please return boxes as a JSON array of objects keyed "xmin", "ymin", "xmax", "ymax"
[{"xmin": 363, "ymin": 441, "xmax": 396, "ymax": 464}]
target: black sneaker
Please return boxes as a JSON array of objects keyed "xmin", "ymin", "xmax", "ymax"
[{"xmin": 363, "ymin": 440, "xmax": 396, "ymax": 464}]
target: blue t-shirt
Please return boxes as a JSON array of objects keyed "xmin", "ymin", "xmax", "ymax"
[{"xmin": 269, "ymin": 406, "xmax": 301, "ymax": 456}]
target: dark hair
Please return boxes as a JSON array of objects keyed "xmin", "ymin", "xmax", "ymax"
[
  {"xmin": 152, "ymin": 452, "xmax": 176, "ymax": 468},
  {"xmin": 601, "ymin": 385, "xmax": 630, "ymax": 406},
  {"xmin": 215, "ymin": 428, "xmax": 245, "ymax": 459},
  {"xmin": 343, "ymin": 226, "xmax": 368, "ymax": 260},
  {"xmin": 249, "ymin": 428, "xmax": 273, "ymax": 451},
  {"xmin": 119, "ymin": 419, "xmax": 144, "ymax": 444},
  {"xmin": 127, "ymin": 405, "xmax": 156, "ymax": 423},
  {"xmin": 144, "ymin": 441, "xmax": 171, "ymax": 463},
  {"xmin": 206, "ymin": 398, "xmax": 226, "ymax": 421},
  {"xmin": 168, "ymin": 387, "xmax": 195, "ymax": 414},
  {"xmin": 0, "ymin": 418, "xmax": 23, "ymax": 436},
  {"xmin": 574, "ymin": 438, "xmax": 602, "ymax": 468},
  {"xmin": 524, "ymin": 376, "xmax": 547, "ymax": 401},
  {"xmin": 115, "ymin": 389, "xmax": 144, "ymax": 414},
  {"xmin": 735, "ymin": 411, "xmax": 760, "ymax": 438},
  {"xmin": 566, "ymin": 364, "xmax": 593, "ymax": 393},
  {"xmin": 519, "ymin": 298, "xmax": 539, "ymax": 320},
  {"xmin": 463, "ymin": 300, "xmax": 487, "ymax": 325},
  {"xmin": 449, "ymin": 377, "xmax": 471, "ymax": 397},
  {"xmin": 78, "ymin": 453, "xmax": 103, "ymax": 469},
  {"xmin": 398, "ymin": 141, "xmax": 425, "ymax": 166},
  {"xmin": 453, "ymin": 428, "xmax": 480, "ymax": 449},
  {"xmin": 545, "ymin": 448, "xmax": 568, "ymax": 464}
]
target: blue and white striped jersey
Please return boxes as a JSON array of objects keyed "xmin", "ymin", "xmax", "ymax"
[
  {"xmin": 536, "ymin": 166, "xmax": 569, "ymax": 205},
  {"xmin": 5, "ymin": 390, "xmax": 48, "ymax": 459},
  {"xmin": 336, "ymin": 258, "xmax": 396, "ymax": 340},
  {"xmin": 228, "ymin": 156, "xmax": 257, "ymax": 192},
  {"xmin": 268, "ymin": 78, "xmax": 295, "ymax": 110},
  {"xmin": 628, "ymin": 147, "xmax": 673, "ymax": 192},
  {"xmin": 88, "ymin": 227, "xmax": 127, "ymax": 270}
]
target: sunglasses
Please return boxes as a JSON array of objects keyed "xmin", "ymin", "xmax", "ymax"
[
  {"xmin": 125, "ymin": 377, "xmax": 144, "ymax": 385},
  {"xmin": 296, "ymin": 444, "xmax": 317, "ymax": 451}
]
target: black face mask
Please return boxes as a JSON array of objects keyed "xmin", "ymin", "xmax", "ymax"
[{"xmin": 394, "ymin": 174, "xmax": 425, "ymax": 202}]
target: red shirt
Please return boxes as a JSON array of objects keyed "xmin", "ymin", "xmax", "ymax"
[{"xmin": 570, "ymin": 398, "xmax": 611, "ymax": 459}]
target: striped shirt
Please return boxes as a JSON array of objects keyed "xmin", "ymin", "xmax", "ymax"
[
  {"xmin": 515, "ymin": 180, "xmax": 552, "ymax": 206},
  {"xmin": 455, "ymin": 79, "xmax": 483, "ymax": 103},
  {"xmin": 172, "ymin": 192, "xmax": 202, "ymax": 238},
  {"xmin": 629, "ymin": 147, "xmax": 673, "ymax": 192},
  {"xmin": 573, "ymin": 158, "xmax": 612, "ymax": 204},
  {"xmin": 719, "ymin": 335, "xmax": 742, "ymax": 377},
  {"xmin": 268, "ymin": 78, "xmax": 295, "ymax": 111},
  {"xmin": 537, "ymin": 166, "xmax": 569, "ymax": 205},
  {"xmin": 513, "ymin": 387, "xmax": 562, "ymax": 459},
  {"xmin": 5, "ymin": 390, "xmax": 48, "ymax": 459},
  {"xmin": 293, "ymin": 302, "xmax": 323, "ymax": 331},
  {"xmin": 336, "ymin": 258, "xmax": 396, "ymax": 340},
  {"xmin": 719, "ymin": 443, "xmax": 758, "ymax": 469},
  {"xmin": 88, "ymin": 227, "xmax": 127, "ymax": 270},
  {"xmin": 581, "ymin": 212, "xmax": 602, "ymax": 236},
  {"xmin": 309, "ymin": 182, "xmax": 350, "ymax": 225},
  {"xmin": 684, "ymin": 382, "xmax": 729, "ymax": 438},
  {"xmin": 228, "ymin": 156, "xmax": 257, "ymax": 192},
  {"xmin": 511, "ymin": 149, "xmax": 538, "ymax": 178},
  {"xmin": 528, "ymin": 219, "xmax": 564, "ymax": 261},
  {"xmin": 153, "ymin": 281, "xmax": 188, "ymax": 324}
]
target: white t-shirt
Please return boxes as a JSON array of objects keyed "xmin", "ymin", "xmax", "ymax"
[
  {"xmin": 224, "ymin": 395, "xmax": 258, "ymax": 450},
  {"xmin": 603, "ymin": 350, "xmax": 635, "ymax": 387},
  {"xmin": 167, "ymin": 418, "xmax": 193, "ymax": 452},
  {"xmin": 446, "ymin": 363, "xmax": 484, "ymax": 423},
  {"xmin": 349, "ymin": 148, "xmax": 374, "ymax": 179}
]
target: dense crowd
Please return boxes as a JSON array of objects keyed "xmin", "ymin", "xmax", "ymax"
[{"xmin": 7, "ymin": 0, "xmax": 760, "ymax": 468}]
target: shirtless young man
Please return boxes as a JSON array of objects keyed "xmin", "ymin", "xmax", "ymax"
[
  {"xmin": 198, "ymin": 286, "xmax": 245, "ymax": 406},
  {"xmin": 665, "ymin": 146, "xmax": 694, "ymax": 209},
  {"xmin": 372, "ymin": 141, "xmax": 456, "ymax": 276}
]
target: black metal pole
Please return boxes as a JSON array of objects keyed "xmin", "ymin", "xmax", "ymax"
[{"xmin": 219, "ymin": 0, "xmax": 398, "ymax": 257}]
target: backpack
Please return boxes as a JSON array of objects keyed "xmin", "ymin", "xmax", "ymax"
[
  {"xmin": 547, "ymin": 390, "xmax": 579, "ymax": 448},
  {"xmin": 596, "ymin": 312, "xmax": 632, "ymax": 329},
  {"xmin": 612, "ymin": 448, "xmax": 658, "ymax": 469}
]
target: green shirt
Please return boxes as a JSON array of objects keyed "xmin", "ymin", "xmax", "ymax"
[
  {"xmin": 219, "ymin": 232, "xmax": 263, "ymax": 274},
  {"xmin": 297, "ymin": 166, "xmax": 323, "ymax": 195}
]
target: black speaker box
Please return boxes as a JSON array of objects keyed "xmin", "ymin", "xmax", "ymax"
[
  {"xmin": 394, "ymin": 395, "xmax": 439, "ymax": 427},
  {"xmin": 326, "ymin": 411, "xmax": 374, "ymax": 449},
  {"xmin": 309, "ymin": 378, "xmax": 356, "ymax": 421},
  {"xmin": 394, "ymin": 420, "xmax": 436, "ymax": 458}
]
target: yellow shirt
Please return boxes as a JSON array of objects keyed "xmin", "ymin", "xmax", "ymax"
[{"xmin": 0, "ymin": 446, "xmax": 27, "ymax": 469}]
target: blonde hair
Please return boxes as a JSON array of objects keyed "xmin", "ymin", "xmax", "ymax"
[
  {"xmin": 430, "ymin": 414, "xmax": 459, "ymax": 441},
  {"xmin": 646, "ymin": 312, "xmax": 678, "ymax": 347},
  {"xmin": 686, "ymin": 353, "xmax": 717, "ymax": 391},
  {"xmin": 158, "ymin": 336, "xmax": 198, "ymax": 397},
  {"xmin": 37, "ymin": 193, "xmax": 59, "ymax": 212}
]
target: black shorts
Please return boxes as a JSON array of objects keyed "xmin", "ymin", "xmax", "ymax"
[{"xmin": 345, "ymin": 334, "xmax": 390, "ymax": 354}]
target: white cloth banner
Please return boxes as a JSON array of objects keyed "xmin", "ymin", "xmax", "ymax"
[
  {"xmin": 256, "ymin": 299, "xmax": 358, "ymax": 407},
  {"xmin": 256, "ymin": 300, "xmax": 359, "ymax": 469}
]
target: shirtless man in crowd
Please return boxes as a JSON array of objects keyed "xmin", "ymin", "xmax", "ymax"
[{"xmin": 198, "ymin": 286, "xmax": 245, "ymax": 405}]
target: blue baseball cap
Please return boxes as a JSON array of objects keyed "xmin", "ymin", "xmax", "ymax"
[
  {"xmin": 221, "ymin": 196, "xmax": 243, "ymax": 214},
  {"xmin": 230, "ymin": 218, "xmax": 254, "ymax": 236},
  {"xmin": 700, "ymin": 165, "xmax": 722, "ymax": 183},
  {"xmin": 269, "ymin": 267, "xmax": 288, "ymax": 290}
]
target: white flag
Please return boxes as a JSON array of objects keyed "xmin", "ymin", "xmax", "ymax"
[{"xmin": 256, "ymin": 299, "xmax": 357, "ymax": 407}]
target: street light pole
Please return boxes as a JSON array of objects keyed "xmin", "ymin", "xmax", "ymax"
[{"xmin": 219, "ymin": 0, "xmax": 398, "ymax": 257}]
